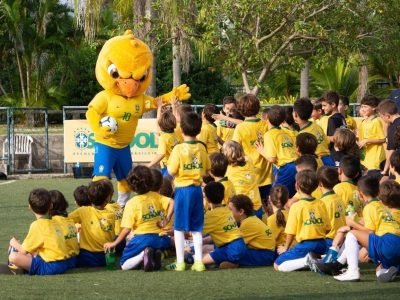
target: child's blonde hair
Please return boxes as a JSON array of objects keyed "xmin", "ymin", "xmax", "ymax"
[
  {"xmin": 333, "ymin": 128, "xmax": 360, "ymax": 158},
  {"xmin": 222, "ymin": 141, "xmax": 246, "ymax": 166}
]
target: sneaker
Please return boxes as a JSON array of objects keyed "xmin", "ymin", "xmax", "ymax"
[
  {"xmin": 165, "ymin": 261, "xmax": 186, "ymax": 271},
  {"xmin": 153, "ymin": 249, "xmax": 162, "ymax": 271},
  {"xmin": 143, "ymin": 247, "xmax": 155, "ymax": 272},
  {"xmin": 334, "ymin": 268, "xmax": 360, "ymax": 282},
  {"xmin": 184, "ymin": 253, "xmax": 194, "ymax": 265},
  {"xmin": 377, "ymin": 266, "xmax": 398, "ymax": 283},
  {"xmin": 219, "ymin": 261, "xmax": 239, "ymax": 269},
  {"xmin": 191, "ymin": 261, "xmax": 206, "ymax": 272},
  {"xmin": 306, "ymin": 253, "xmax": 321, "ymax": 273},
  {"xmin": 316, "ymin": 261, "xmax": 345, "ymax": 276}
]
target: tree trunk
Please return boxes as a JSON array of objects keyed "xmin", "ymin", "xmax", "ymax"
[
  {"xmin": 300, "ymin": 59, "xmax": 310, "ymax": 98},
  {"xmin": 15, "ymin": 48, "xmax": 27, "ymax": 106},
  {"xmin": 357, "ymin": 54, "xmax": 369, "ymax": 102},
  {"xmin": 172, "ymin": 27, "xmax": 181, "ymax": 87}
]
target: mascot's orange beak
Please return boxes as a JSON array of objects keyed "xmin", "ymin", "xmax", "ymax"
[{"xmin": 116, "ymin": 78, "xmax": 140, "ymax": 98}]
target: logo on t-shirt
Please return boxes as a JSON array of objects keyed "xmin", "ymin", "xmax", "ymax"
[
  {"xmin": 183, "ymin": 156, "xmax": 203, "ymax": 170},
  {"xmin": 304, "ymin": 209, "xmax": 324, "ymax": 225}
]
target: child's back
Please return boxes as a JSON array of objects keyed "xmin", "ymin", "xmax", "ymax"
[
  {"xmin": 333, "ymin": 181, "xmax": 362, "ymax": 217},
  {"xmin": 105, "ymin": 201, "xmax": 123, "ymax": 236},
  {"xmin": 267, "ymin": 210, "xmax": 289, "ymax": 247},
  {"xmin": 363, "ymin": 198, "xmax": 400, "ymax": 236},
  {"xmin": 51, "ymin": 216, "xmax": 79, "ymax": 258}
]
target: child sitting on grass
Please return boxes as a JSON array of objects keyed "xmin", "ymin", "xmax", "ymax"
[
  {"xmin": 209, "ymin": 152, "xmax": 235, "ymax": 206},
  {"xmin": 266, "ymin": 185, "xmax": 289, "ymax": 249}
]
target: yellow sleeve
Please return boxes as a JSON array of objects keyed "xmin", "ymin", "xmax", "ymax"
[
  {"xmin": 205, "ymin": 151, "xmax": 211, "ymax": 171},
  {"xmin": 68, "ymin": 208, "xmax": 81, "ymax": 224},
  {"xmin": 321, "ymin": 202, "xmax": 331, "ymax": 232},
  {"xmin": 363, "ymin": 205, "xmax": 377, "ymax": 232},
  {"xmin": 86, "ymin": 92, "xmax": 109, "ymax": 134},
  {"xmin": 371, "ymin": 118, "xmax": 385, "ymax": 139},
  {"xmin": 157, "ymin": 135, "xmax": 167, "ymax": 155},
  {"xmin": 21, "ymin": 222, "xmax": 44, "ymax": 254},
  {"xmin": 167, "ymin": 146, "xmax": 180, "ymax": 175},
  {"xmin": 202, "ymin": 213, "xmax": 212, "ymax": 235},
  {"xmin": 120, "ymin": 200, "xmax": 137, "ymax": 229},
  {"xmin": 263, "ymin": 132, "xmax": 276, "ymax": 158},
  {"xmin": 197, "ymin": 127, "xmax": 208, "ymax": 145},
  {"xmin": 285, "ymin": 204, "xmax": 298, "ymax": 235},
  {"xmin": 232, "ymin": 126, "xmax": 242, "ymax": 143}
]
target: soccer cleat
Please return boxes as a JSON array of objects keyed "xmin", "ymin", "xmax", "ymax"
[
  {"xmin": 334, "ymin": 268, "xmax": 360, "ymax": 282},
  {"xmin": 143, "ymin": 247, "xmax": 155, "ymax": 272},
  {"xmin": 306, "ymin": 253, "xmax": 321, "ymax": 273},
  {"xmin": 8, "ymin": 264, "xmax": 24, "ymax": 275},
  {"xmin": 165, "ymin": 262, "xmax": 186, "ymax": 271},
  {"xmin": 315, "ymin": 260, "xmax": 345, "ymax": 276},
  {"xmin": 153, "ymin": 249, "xmax": 162, "ymax": 271},
  {"xmin": 219, "ymin": 261, "xmax": 239, "ymax": 269},
  {"xmin": 191, "ymin": 261, "xmax": 206, "ymax": 272},
  {"xmin": 184, "ymin": 253, "xmax": 194, "ymax": 265},
  {"xmin": 377, "ymin": 266, "xmax": 398, "ymax": 283}
]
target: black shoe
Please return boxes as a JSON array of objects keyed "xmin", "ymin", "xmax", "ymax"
[
  {"xmin": 316, "ymin": 261, "xmax": 345, "ymax": 276},
  {"xmin": 154, "ymin": 249, "xmax": 162, "ymax": 271},
  {"xmin": 143, "ymin": 247, "xmax": 155, "ymax": 272}
]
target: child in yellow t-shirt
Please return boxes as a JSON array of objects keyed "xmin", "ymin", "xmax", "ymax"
[
  {"xmin": 267, "ymin": 185, "xmax": 290, "ymax": 249},
  {"xmin": 274, "ymin": 170, "xmax": 330, "ymax": 272},
  {"xmin": 216, "ymin": 96, "xmax": 237, "ymax": 145},
  {"xmin": 229, "ymin": 194, "xmax": 276, "ymax": 267},
  {"xmin": 8, "ymin": 189, "xmax": 73, "ymax": 275},
  {"xmin": 197, "ymin": 104, "xmax": 220, "ymax": 155},
  {"xmin": 338, "ymin": 95, "xmax": 357, "ymax": 132},
  {"xmin": 209, "ymin": 152, "xmax": 235, "ymax": 206},
  {"xmin": 69, "ymin": 180, "xmax": 116, "ymax": 268},
  {"xmin": 73, "ymin": 185, "xmax": 91, "ymax": 207}
]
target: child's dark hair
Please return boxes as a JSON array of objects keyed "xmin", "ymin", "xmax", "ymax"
[
  {"xmin": 293, "ymin": 97, "xmax": 313, "ymax": 120},
  {"xmin": 49, "ymin": 190, "xmax": 69, "ymax": 217},
  {"xmin": 237, "ymin": 94, "xmax": 260, "ymax": 117},
  {"xmin": 210, "ymin": 152, "xmax": 228, "ymax": 177},
  {"xmin": 379, "ymin": 180, "xmax": 400, "ymax": 209},
  {"xmin": 317, "ymin": 166, "xmax": 339, "ymax": 189},
  {"xmin": 321, "ymin": 91, "xmax": 340, "ymax": 106},
  {"xmin": 360, "ymin": 95, "xmax": 380, "ymax": 108},
  {"xmin": 295, "ymin": 154, "xmax": 318, "ymax": 171},
  {"xmin": 377, "ymin": 99, "xmax": 398, "ymax": 115},
  {"xmin": 88, "ymin": 179, "xmax": 114, "ymax": 206},
  {"xmin": 223, "ymin": 96, "xmax": 236, "ymax": 106},
  {"xmin": 202, "ymin": 175, "xmax": 215, "ymax": 185},
  {"xmin": 29, "ymin": 188, "xmax": 52, "ymax": 215},
  {"xmin": 284, "ymin": 106, "xmax": 300, "ymax": 131},
  {"xmin": 296, "ymin": 132, "xmax": 317, "ymax": 155},
  {"xmin": 73, "ymin": 185, "xmax": 91, "ymax": 206},
  {"xmin": 230, "ymin": 109, "xmax": 245, "ymax": 120},
  {"xmin": 160, "ymin": 176, "xmax": 174, "ymax": 198},
  {"xmin": 262, "ymin": 107, "xmax": 270, "ymax": 118},
  {"xmin": 127, "ymin": 165, "xmax": 153, "ymax": 195},
  {"xmin": 267, "ymin": 105, "xmax": 285, "ymax": 127},
  {"xmin": 204, "ymin": 181, "xmax": 225, "ymax": 205},
  {"xmin": 339, "ymin": 95, "xmax": 350, "ymax": 106},
  {"xmin": 229, "ymin": 194, "xmax": 254, "ymax": 217},
  {"xmin": 296, "ymin": 170, "xmax": 319, "ymax": 195},
  {"xmin": 176, "ymin": 103, "xmax": 192, "ymax": 118},
  {"xmin": 313, "ymin": 100, "xmax": 323, "ymax": 111},
  {"xmin": 151, "ymin": 169, "xmax": 163, "ymax": 192},
  {"xmin": 269, "ymin": 185, "xmax": 289, "ymax": 228},
  {"xmin": 390, "ymin": 149, "xmax": 400, "ymax": 174},
  {"xmin": 202, "ymin": 103, "xmax": 219, "ymax": 124},
  {"xmin": 357, "ymin": 175, "xmax": 379, "ymax": 198},
  {"xmin": 180, "ymin": 111, "xmax": 202, "ymax": 137},
  {"xmin": 339, "ymin": 155, "xmax": 361, "ymax": 179},
  {"xmin": 158, "ymin": 110, "xmax": 176, "ymax": 132}
]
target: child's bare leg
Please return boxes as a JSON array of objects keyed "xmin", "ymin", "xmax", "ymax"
[
  {"xmin": 359, "ymin": 247, "xmax": 370, "ymax": 263},
  {"xmin": 202, "ymin": 244, "xmax": 215, "ymax": 254},
  {"xmin": 332, "ymin": 231, "xmax": 346, "ymax": 249},
  {"xmin": 202, "ymin": 253, "xmax": 215, "ymax": 265},
  {"xmin": 8, "ymin": 252, "xmax": 32, "ymax": 271}
]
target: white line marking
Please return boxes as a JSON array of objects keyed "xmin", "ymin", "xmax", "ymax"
[{"xmin": 0, "ymin": 180, "xmax": 16, "ymax": 185}]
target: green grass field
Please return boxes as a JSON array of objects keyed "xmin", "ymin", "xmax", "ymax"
[{"xmin": 0, "ymin": 178, "xmax": 399, "ymax": 299}]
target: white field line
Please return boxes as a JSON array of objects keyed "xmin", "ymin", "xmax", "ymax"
[{"xmin": 0, "ymin": 180, "xmax": 16, "ymax": 185}]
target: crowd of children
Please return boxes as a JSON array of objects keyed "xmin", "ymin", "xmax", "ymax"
[{"xmin": 7, "ymin": 91, "xmax": 400, "ymax": 283}]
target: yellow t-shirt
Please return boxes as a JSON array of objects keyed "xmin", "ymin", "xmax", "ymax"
[
  {"xmin": 52, "ymin": 215, "xmax": 79, "ymax": 257},
  {"xmin": 87, "ymin": 91, "xmax": 155, "ymax": 148},
  {"xmin": 226, "ymin": 160, "xmax": 262, "ymax": 210},
  {"xmin": 175, "ymin": 123, "xmax": 184, "ymax": 142},
  {"xmin": 293, "ymin": 187, "xmax": 323, "ymax": 201},
  {"xmin": 218, "ymin": 177, "xmax": 236, "ymax": 206},
  {"xmin": 157, "ymin": 131, "xmax": 180, "ymax": 168},
  {"xmin": 282, "ymin": 126, "xmax": 298, "ymax": 141},
  {"xmin": 345, "ymin": 115, "xmax": 357, "ymax": 131},
  {"xmin": 363, "ymin": 200, "xmax": 400, "ymax": 236},
  {"xmin": 320, "ymin": 191, "xmax": 346, "ymax": 239},
  {"xmin": 69, "ymin": 206, "xmax": 115, "ymax": 252},
  {"xmin": 216, "ymin": 120, "xmax": 235, "ymax": 143},
  {"xmin": 391, "ymin": 208, "xmax": 400, "ymax": 224},
  {"xmin": 334, "ymin": 181, "xmax": 363, "ymax": 217},
  {"xmin": 359, "ymin": 116, "xmax": 385, "ymax": 170},
  {"xmin": 263, "ymin": 127, "xmax": 297, "ymax": 167},
  {"xmin": 121, "ymin": 191, "xmax": 163, "ymax": 235},
  {"xmin": 267, "ymin": 210, "xmax": 289, "ymax": 247},
  {"xmin": 22, "ymin": 218, "xmax": 69, "ymax": 262},
  {"xmin": 232, "ymin": 118, "xmax": 273, "ymax": 186},
  {"xmin": 285, "ymin": 198, "xmax": 330, "ymax": 243},
  {"xmin": 106, "ymin": 202, "xmax": 123, "ymax": 236},
  {"xmin": 197, "ymin": 122, "xmax": 219, "ymax": 154},
  {"xmin": 319, "ymin": 115, "xmax": 329, "ymax": 135},
  {"xmin": 203, "ymin": 206, "xmax": 242, "ymax": 247},
  {"xmin": 167, "ymin": 141, "xmax": 211, "ymax": 187},
  {"xmin": 240, "ymin": 216, "xmax": 275, "ymax": 250},
  {"xmin": 299, "ymin": 121, "xmax": 330, "ymax": 157}
]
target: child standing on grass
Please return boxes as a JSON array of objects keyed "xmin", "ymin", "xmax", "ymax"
[
  {"xmin": 197, "ymin": 104, "xmax": 220, "ymax": 155},
  {"xmin": 209, "ymin": 152, "xmax": 235, "ymax": 206},
  {"xmin": 267, "ymin": 185, "xmax": 290, "ymax": 249},
  {"xmin": 166, "ymin": 111, "xmax": 211, "ymax": 272},
  {"xmin": 216, "ymin": 96, "xmax": 238, "ymax": 145},
  {"xmin": 69, "ymin": 180, "xmax": 116, "ymax": 267},
  {"xmin": 338, "ymin": 95, "xmax": 357, "ymax": 132},
  {"xmin": 104, "ymin": 166, "xmax": 172, "ymax": 272},
  {"xmin": 8, "ymin": 189, "xmax": 73, "ymax": 275}
]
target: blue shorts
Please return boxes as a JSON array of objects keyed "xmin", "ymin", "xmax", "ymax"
[
  {"xmin": 325, "ymin": 238, "xmax": 333, "ymax": 248},
  {"xmin": 273, "ymin": 162, "xmax": 297, "ymax": 197},
  {"xmin": 93, "ymin": 142, "xmax": 132, "ymax": 180},
  {"xmin": 259, "ymin": 185, "xmax": 272, "ymax": 200},
  {"xmin": 238, "ymin": 248, "xmax": 276, "ymax": 267},
  {"xmin": 369, "ymin": 233, "xmax": 400, "ymax": 269},
  {"xmin": 210, "ymin": 238, "xmax": 247, "ymax": 265},
  {"xmin": 254, "ymin": 207, "xmax": 264, "ymax": 219},
  {"xmin": 29, "ymin": 255, "xmax": 74, "ymax": 276},
  {"xmin": 120, "ymin": 234, "xmax": 171, "ymax": 265},
  {"xmin": 275, "ymin": 239, "xmax": 327, "ymax": 265},
  {"xmin": 174, "ymin": 186, "xmax": 204, "ymax": 232},
  {"xmin": 77, "ymin": 249, "xmax": 106, "ymax": 267},
  {"xmin": 321, "ymin": 155, "xmax": 335, "ymax": 167}
]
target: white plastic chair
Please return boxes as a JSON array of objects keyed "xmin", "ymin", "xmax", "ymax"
[{"xmin": 2, "ymin": 134, "xmax": 33, "ymax": 173}]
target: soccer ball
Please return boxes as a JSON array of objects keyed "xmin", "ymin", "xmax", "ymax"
[{"xmin": 100, "ymin": 116, "xmax": 118, "ymax": 133}]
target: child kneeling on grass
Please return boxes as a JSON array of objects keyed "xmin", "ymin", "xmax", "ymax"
[{"xmin": 8, "ymin": 189, "xmax": 75, "ymax": 275}]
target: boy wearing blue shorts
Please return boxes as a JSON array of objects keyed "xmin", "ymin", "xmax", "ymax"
[
  {"xmin": 8, "ymin": 189, "xmax": 73, "ymax": 275},
  {"xmin": 274, "ymin": 170, "xmax": 330, "ymax": 272},
  {"xmin": 166, "ymin": 112, "xmax": 211, "ymax": 271}
]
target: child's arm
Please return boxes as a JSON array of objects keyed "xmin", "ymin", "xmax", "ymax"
[
  {"xmin": 158, "ymin": 199, "xmax": 175, "ymax": 228},
  {"xmin": 345, "ymin": 216, "xmax": 372, "ymax": 233},
  {"xmin": 212, "ymin": 113, "xmax": 243, "ymax": 125},
  {"xmin": 104, "ymin": 227, "xmax": 130, "ymax": 251},
  {"xmin": 358, "ymin": 138, "xmax": 385, "ymax": 148},
  {"xmin": 278, "ymin": 234, "xmax": 294, "ymax": 254},
  {"xmin": 10, "ymin": 237, "xmax": 25, "ymax": 254},
  {"xmin": 155, "ymin": 97, "xmax": 164, "ymax": 133}
]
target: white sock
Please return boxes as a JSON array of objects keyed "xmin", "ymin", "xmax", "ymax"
[
  {"xmin": 336, "ymin": 248, "xmax": 347, "ymax": 265},
  {"xmin": 117, "ymin": 192, "xmax": 130, "ymax": 207},
  {"xmin": 278, "ymin": 256, "xmax": 308, "ymax": 272},
  {"xmin": 345, "ymin": 232, "xmax": 359, "ymax": 271},
  {"xmin": 376, "ymin": 268, "xmax": 387, "ymax": 277},
  {"xmin": 121, "ymin": 251, "xmax": 144, "ymax": 270},
  {"xmin": 174, "ymin": 230, "xmax": 185, "ymax": 264},
  {"xmin": 191, "ymin": 231, "xmax": 203, "ymax": 262}
]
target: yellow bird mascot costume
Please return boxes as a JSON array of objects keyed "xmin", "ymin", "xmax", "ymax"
[{"xmin": 86, "ymin": 30, "xmax": 190, "ymax": 207}]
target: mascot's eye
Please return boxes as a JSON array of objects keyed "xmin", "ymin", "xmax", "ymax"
[
  {"xmin": 107, "ymin": 64, "xmax": 119, "ymax": 79},
  {"xmin": 139, "ymin": 70, "xmax": 149, "ymax": 82}
]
